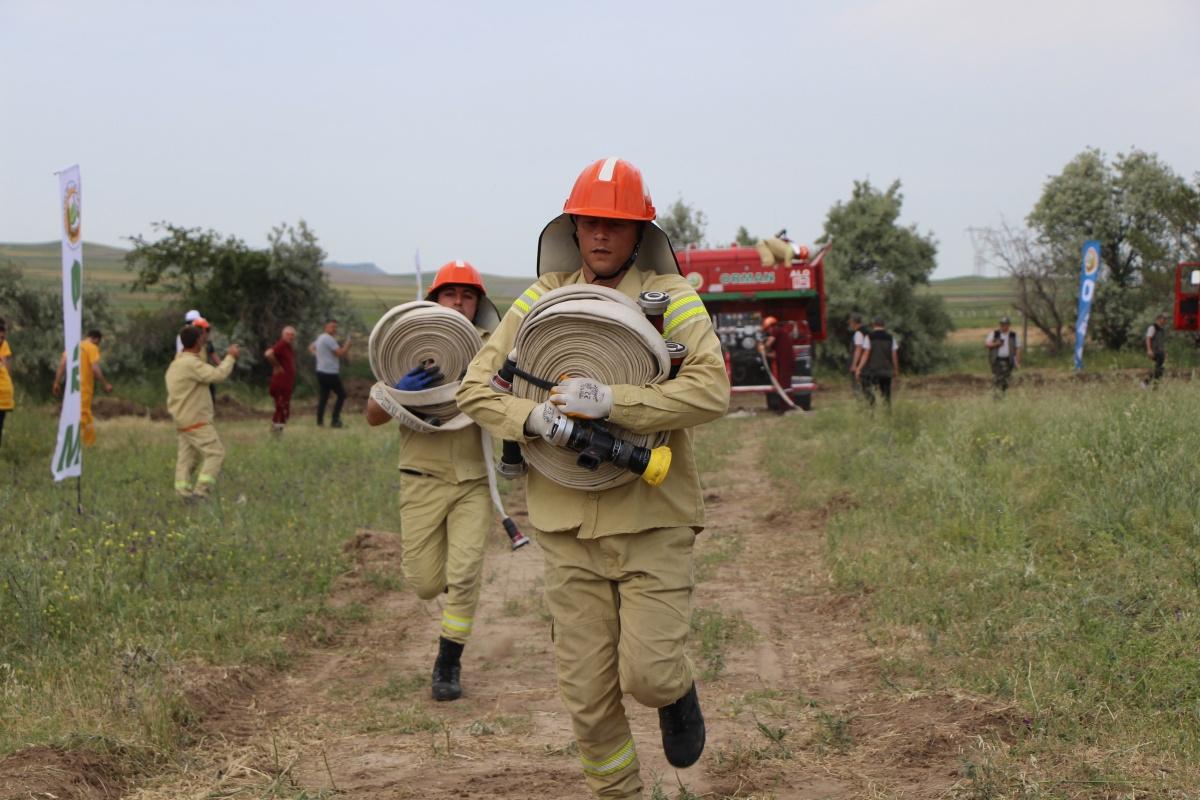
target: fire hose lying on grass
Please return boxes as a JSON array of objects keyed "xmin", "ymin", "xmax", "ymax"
[
  {"xmin": 489, "ymin": 285, "xmax": 686, "ymax": 491},
  {"xmin": 367, "ymin": 301, "xmax": 528, "ymax": 550}
]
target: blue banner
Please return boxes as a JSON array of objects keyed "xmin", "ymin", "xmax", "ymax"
[{"xmin": 1074, "ymin": 240, "xmax": 1100, "ymax": 371}]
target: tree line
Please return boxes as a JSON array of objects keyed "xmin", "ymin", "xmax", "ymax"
[{"xmin": 0, "ymin": 221, "xmax": 361, "ymax": 392}]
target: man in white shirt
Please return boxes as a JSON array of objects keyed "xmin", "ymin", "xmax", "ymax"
[
  {"xmin": 1143, "ymin": 312, "xmax": 1168, "ymax": 387},
  {"xmin": 985, "ymin": 317, "xmax": 1020, "ymax": 398},
  {"xmin": 849, "ymin": 313, "xmax": 869, "ymax": 399},
  {"xmin": 858, "ymin": 315, "xmax": 899, "ymax": 406}
]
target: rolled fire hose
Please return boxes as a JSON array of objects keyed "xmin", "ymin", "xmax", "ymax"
[
  {"xmin": 756, "ymin": 344, "xmax": 801, "ymax": 411},
  {"xmin": 510, "ymin": 285, "xmax": 672, "ymax": 491},
  {"xmin": 368, "ymin": 301, "xmax": 528, "ymax": 549}
]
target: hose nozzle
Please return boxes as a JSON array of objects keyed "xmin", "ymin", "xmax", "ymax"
[{"xmin": 502, "ymin": 517, "xmax": 529, "ymax": 550}]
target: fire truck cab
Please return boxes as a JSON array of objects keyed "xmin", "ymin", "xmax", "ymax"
[
  {"xmin": 678, "ymin": 241, "xmax": 829, "ymax": 410},
  {"xmin": 1175, "ymin": 262, "xmax": 1200, "ymax": 331}
]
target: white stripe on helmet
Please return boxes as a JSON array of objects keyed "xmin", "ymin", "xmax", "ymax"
[{"xmin": 598, "ymin": 157, "xmax": 619, "ymax": 182}]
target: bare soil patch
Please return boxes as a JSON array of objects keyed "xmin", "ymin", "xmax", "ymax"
[
  {"xmin": 4, "ymin": 422, "xmax": 1016, "ymax": 799},
  {"xmin": 0, "ymin": 745, "xmax": 128, "ymax": 800}
]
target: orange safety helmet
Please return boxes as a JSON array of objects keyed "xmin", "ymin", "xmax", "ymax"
[
  {"xmin": 424, "ymin": 260, "xmax": 501, "ymax": 332},
  {"xmin": 762, "ymin": 316, "xmax": 779, "ymax": 329},
  {"xmin": 426, "ymin": 260, "xmax": 487, "ymax": 298},
  {"xmin": 538, "ymin": 157, "xmax": 680, "ymax": 277},
  {"xmin": 563, "ymin": 157, "xmax": 656, "ymax": 221}
]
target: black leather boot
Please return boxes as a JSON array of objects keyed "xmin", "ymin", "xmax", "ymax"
[
  {"xmin": 431, "ymin": 637, "xmax": 464, "ymax": 701},
  {"xmin": 658, "ymin": 682, "xmax": 705, "ymax": 767}
]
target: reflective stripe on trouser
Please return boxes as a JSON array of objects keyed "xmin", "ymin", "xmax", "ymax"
[
  {"xmin": 81, "ymin": 401, "xmax": 96, "ymax": 447},
  {"xmin": 537, "ymin": 525, "xmax": 696, "ymax": 799},
  {"xmin": 175, "ymin": 425, "xmax": 226, "ymax": 497},
  {"xmin": 398, "ymin": 474, "xmax": 492, "ymax": 645}
]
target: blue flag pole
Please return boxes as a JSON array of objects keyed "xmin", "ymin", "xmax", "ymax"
[{"xmin": 1075, "ymin": 241, "xmax": 1101, "ymax": 371}]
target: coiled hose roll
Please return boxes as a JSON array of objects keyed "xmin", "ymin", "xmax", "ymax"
[
  {"xmin": 368, "ymin": 300, "xmax": 528, "ymax": 549},
  {"xmin": 368, "ymin": 301, "xmax": 482, "ymax": 432},
  {"xmin": 511, "ymin": 285, "xmax": 671, "ymax": 491}
]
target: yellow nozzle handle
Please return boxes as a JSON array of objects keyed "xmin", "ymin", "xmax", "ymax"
[{"xmin": 640, "ymin": 446, "xmax": 672, "ymax": 488}]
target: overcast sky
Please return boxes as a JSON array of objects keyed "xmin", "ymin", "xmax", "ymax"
[{"xmin": 2, "ymin": 0, "xmax": 1197, "ymax": 279}]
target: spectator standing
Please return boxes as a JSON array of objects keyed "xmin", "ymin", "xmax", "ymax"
[
  {"xmin": 985, "ymin": 317, "xmax": 1020, "ymax": 398},
  {"xmin": 166, "ymin": 325, "xmax": 240, "ymax": 500},
  {"xmin": 0, "ymin": 320, "xmax": 12, "ymax": 448},
  {"xmin": 53, "ymin": 329, "xmax": 113, "ymax": 447},
  {"xmin": 310, "ymin": 319, "xmax": 351, "ymax": 428},
  {"xmin": 849, "ymin": 313, "xmax": 869, "ymax": 398},
  {"xmin": 1143, "ymin": 312, "xmax": 1168, "ymax": 387},
  {"xmin": 264, "ymin": 326, "xmax": 297, "ymax": 434},
  {"xmin": 860, "ymin": 315, "xmax": 899, "ymax": 407}
]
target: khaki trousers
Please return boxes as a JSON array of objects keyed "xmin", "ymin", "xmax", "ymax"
[
  {"xmin": 399, "ymin": 474, "xmax": 493, "ymax": 644},
  {"xmin": 538, "ymin": 526, "xmax": 696, "ymax": 800},
  {"xmin": 175, "ymin": 424, "xmax": 226, "ymax": 497}
]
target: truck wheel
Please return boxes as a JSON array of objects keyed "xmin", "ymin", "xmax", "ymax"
[{"xmin": 796, "ymin": 392, "xmax": 812, "ymax": 411}]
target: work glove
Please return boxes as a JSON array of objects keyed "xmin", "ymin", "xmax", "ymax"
[
  {"xmin": 550, "ymin": 376, "xmax": 613, "ymax": 420},
  {"xmin": 394, "ymin": 364, "xmax": 443, "ymax": 392},
  {"xmin": 525, "ymin": 400, "xmax": 567, "ymax": 444}
]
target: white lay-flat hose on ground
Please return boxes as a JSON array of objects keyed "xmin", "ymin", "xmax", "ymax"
[
  {"xmin": 510, "ymin": 285, "xmax": 671, "ymax": 491},
  {"xmin": 368, "ymin": 301, "xmax": 526, "ymax": 548}
]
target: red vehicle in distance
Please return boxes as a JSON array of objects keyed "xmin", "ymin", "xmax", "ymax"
[{"xmin": 677, "ymin": 241, "xmax": 830, "ymax": 410}]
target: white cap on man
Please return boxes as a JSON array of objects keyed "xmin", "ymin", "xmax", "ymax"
[{"xmin": 185, "ymin": 310, "xmax": 201, "ymax": 322}]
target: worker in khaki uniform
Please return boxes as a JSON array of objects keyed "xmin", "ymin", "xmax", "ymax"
[
  {"xmin": 366, "ymin": 261, "xmax": 502, "ymax": 702},
  {"xmin": 458, "ymin": 158, "xmax": 731, "ymax": 800},
  {"xmin": 166, "ymin": 324, "xmax": 240, "ymax": 499},
  {"xmin": 755, "ymin": 229, "xmax": 796, "ymax": 268},
  {"xmin": 53, "ymin": 329, "xmax": 113, "ymax": 447}
]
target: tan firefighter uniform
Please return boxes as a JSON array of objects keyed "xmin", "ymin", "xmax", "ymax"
[
  {"xmin": 396, "ymin": 325, "xmax": 494, "ymax": 645},
  {"xmin": 458, "ymin": 267, "xmax": 730, "ymax": 798},
  {"xmin": 755, "ymin": 236, "xmax": 795, "ymax": 268},
  {"xmin": 166, "ymin": 350, "xmax": 236, "ymax": 497}
]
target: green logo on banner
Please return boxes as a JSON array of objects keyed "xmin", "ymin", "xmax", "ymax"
[{"xmin": 72, "ymin": 260, "xmax": 82, "ymax": 310}]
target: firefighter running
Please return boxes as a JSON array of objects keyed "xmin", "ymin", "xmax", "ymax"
[
  {"xmin": 986, "ymin": 317, "xmax": 1020, "ymax": 398},
  {"xmin": 458, "ymin": 158, "xmax": 731, "ymax": 800},
  {"xmin": 365, "ymin": 260, "xmax": 502, "ymax": 702}
]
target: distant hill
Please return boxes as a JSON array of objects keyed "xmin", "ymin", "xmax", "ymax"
[
  {"xmin": 0, "ymin": 241, "xmax": 533, "ymax": 324},
  {"xmin": 322, "ymin": 261, "xmax": 383, "ymax": 275}
]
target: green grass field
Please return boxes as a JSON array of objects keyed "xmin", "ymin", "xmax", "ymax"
[
  {"xmin": 6, "ymin": 378, "xmax": 1200, "ymax": 794},
  {"xmin": 766, "ymin": 382, "xmax": 1200, "ymax": 787}
]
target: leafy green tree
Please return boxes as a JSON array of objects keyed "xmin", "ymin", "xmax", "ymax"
[
  {"xmin": 816, "ymin": 179, "xmax": 952, "ymax": 373},
  {"xmin": 734, "ymin": 226, "xmax": 757, "ymax": 247},
  {"xmin": 658, "ymin": 198, "xmax": 708, "ymax": 248},
  {"xmin": 1028, "ymin": 148, "xmax": 1194, "ymax": 349},
  {"xmin": 0, "ymin": 259, "xmax": 129, "ymax": 392},
  {"xmin": 125, "ymin": 220, "xmax": 361, "ymax": 379}
]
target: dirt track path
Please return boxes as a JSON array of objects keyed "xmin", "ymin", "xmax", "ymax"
[{"xmin": 126, "ymin": 417, "xmax": 1010, "ymax": 800}]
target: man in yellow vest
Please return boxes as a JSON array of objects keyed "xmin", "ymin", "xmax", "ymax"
[
  {"xmin": 458, "ymin": 158, "xmax": 731, "ymax": 800},
  {"xmin": 365, "ymin": 261, "xmax": 502, "ymax": 702},
  {"xmin": 166, "ymin": 324, "xmax": 241, "ymax": 500},
  {"xmin": 53, "ymin": 329, "xmax": 113, "ymax": 447}
]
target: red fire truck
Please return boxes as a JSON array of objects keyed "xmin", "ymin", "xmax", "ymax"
[
  {"xmin": 1175, "ymin": 262, "xmax": 1200, "ymax": 331},
  {"xmin": 678, "ymin": 242, "xmax": 830, "ymax": 410}
]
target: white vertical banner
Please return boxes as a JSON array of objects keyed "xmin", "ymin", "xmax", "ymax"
[
  {"xmin": 414, "ymin": 248, "xmax": 422, "ymax": 299},
  {"xmin": 53, "ymin": 165, "xmax": 84, "ymax": 482}
]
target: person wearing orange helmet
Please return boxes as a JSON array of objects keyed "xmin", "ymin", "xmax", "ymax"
[
  {"xmin": 761, "ymin": 315, "xmax": 796, "ymax": 412},
  {"xmin": 458, "ymin": 158, "xmax": 731, "ymax": 799},
  {"xmin": 366, "ymin": 260, "xmax": 501, "ymax": 703}
]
